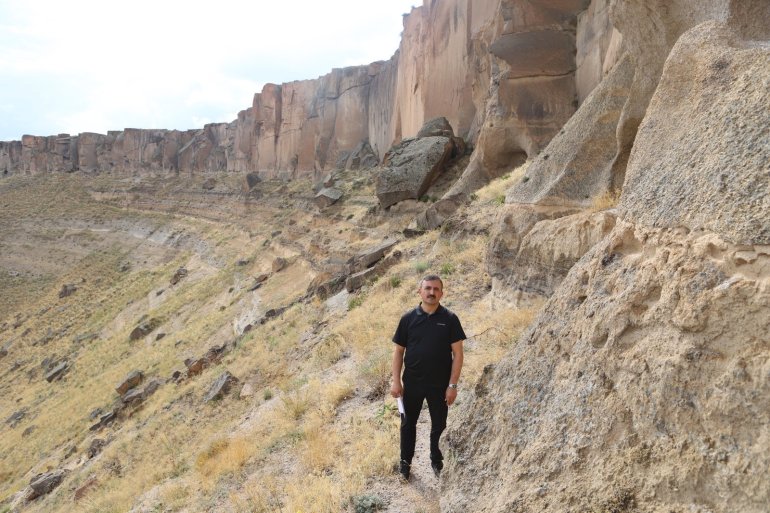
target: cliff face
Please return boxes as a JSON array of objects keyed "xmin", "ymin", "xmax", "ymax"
[
  {"xmin": 443, "ymin": 1, "xmax": 770, "ymax": 512},
  {"xmin": 0, "ymin": 0, "xmax": 612, "ymax": 181}
]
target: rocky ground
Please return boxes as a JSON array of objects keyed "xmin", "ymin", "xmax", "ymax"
[{"xmin": 0, "ymin": 162, "xmax": 535, "ymax": 513}]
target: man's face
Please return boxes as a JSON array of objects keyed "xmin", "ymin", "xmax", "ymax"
[{"xmin": 418, "ymin": 279, "xmax": 443, "ymax": 305}]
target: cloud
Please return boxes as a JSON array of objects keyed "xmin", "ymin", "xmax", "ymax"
[{"xmin": 0, "ymin": 0, "xmax": 417, "ymax": 140}]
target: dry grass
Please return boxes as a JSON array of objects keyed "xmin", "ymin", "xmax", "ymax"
[
  {"xmin": 473, "ymin": 161, "xmax": 530, "ymax": 204},
  {"xmin": 1, "ymin": 169, "xmax": 546, "ymax": 513}
]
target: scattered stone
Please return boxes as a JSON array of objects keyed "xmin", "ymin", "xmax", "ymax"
[
  {"xmin": 129, "ymin": 318, "xmax": 162, "ymax": 341},
  {"xmin": 27, "ymin": 470, "xmax": 66, "ymax": 500},
  {"xmin": 89, "ymin": 410, "xmax": 117, "ymax": 432},
  {"xmin": 45, "ymin": 361, "xmax": 69, "ymax": 382},
  {"xmin": 236, "ymin": 258, "xmax": 250, "ymax": 266},
  {"xmin": 169, "ymin": 268, "xmax": 188, "ymax": 285},
  {"xmin": 346, "ymin": 267, "xmax": 378, "ymax": 292},
  {"xmin": 0, "ymin": 342, "xmax": 9, "ymax": 358},
  {"xmin": 272, "ymin": 257, "xmax": 288, "ymax": 272},
  {"xmin": 74, "ymin": 475, "xmax": 98, "ymax": 502},
  {"xmin": 169, "ymin": 370, "xmax": 182, "ymax": 382},
  {"xmin": 243, "ymin": 172, "xmax": 261, "ymax": 191},
  {"xmin": 58, "ymin": 283, "xmax": 78, "ymax": 298},
  {"xmin": 88, "ymin": 407, "xmax": 103, "ymax": 420},
  {"xmin": 119, "ymin": 262, "xmax": 131, "ymax": 272},
  {"xmin": 116, "ymin": 370, "xmax": 144, "ymax": 395},
  {"xmin": 121, "ymin": 387, "xmax": 144, "ymax": 405},
  {"xmin": 155, "ymin": 332, "xmax": 166, "ymax": 341},
  {"xmin": 348, "ymin": 239, "xmax": 398, "ymax": 273},
  {"xmin": 202, "ymin": 177, "xmax": 216, "ymax": 190},
  {"xmin": 314, "ymin": 187, "xmax": 343, "ymax": 208},
  {"xmin": 204, "ymin": 371, "xmax": 239, "ymax": 403},
  {"xmin": 6, "ymin": 409, "xmax": 26, "ymax": 428},
  {"xmin": 185, "ymin": 358, "xmax": 206, "ymax": 377},
  {"xmin": 146, "ymin": 377, "xmax": 163, "ymax": 395},
  {"xmin": 86, "ymin": 439, "xmax": 106, "ymax": 459},
  {"xmin": 22, "ymin": 425, "xmax": 36, "ymax": 437},
  {"xmin": 239, "ymin": 383, "xmax": 255, "ymax": 399},
  {"xmin": 73, "ymin": 333, "xmax": 98, "ymax": 344}
]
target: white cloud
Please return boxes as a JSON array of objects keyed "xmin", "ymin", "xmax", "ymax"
[{"xmin": 0, "ymin": 0, "xmax": 418, "ymax": 140}]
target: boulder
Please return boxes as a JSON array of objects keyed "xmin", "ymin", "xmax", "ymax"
[
  {"xmin": 376, "ymin": 136, "xmax": 456, "ymax": 208},
  {"xmin": 314, "ymin": 187, "xmax": 343, "ymax": 208},
  {"xmin": 115, "ymin": 370, "xmax": 144, "ymax": 395},
  {"xmin": 201, "ymin": 177, "xmax": 216, "ymax": 190},
  {"xmin": 28, "ymin": 470, "xmax": 66, "ymax": 500},
  {"xmin": 0, "ymin": 342, "xmax": 8, "ymax": 358},
  {"xmin": 204, "ymin": 371, "xmax": 239, "ymax": 403},
  {"xmin": 120, "ymin": 387, "xmax": 144, "ymax": 405}
]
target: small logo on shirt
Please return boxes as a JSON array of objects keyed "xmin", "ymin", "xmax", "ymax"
[{"xmin": 437, "ymin": 323, "xmax": 446, "ymax": 326}]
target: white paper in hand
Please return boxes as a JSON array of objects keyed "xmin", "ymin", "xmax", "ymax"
[{"xmin": 397, "ymin": 397, "xmax": 405, "ymax": 416}]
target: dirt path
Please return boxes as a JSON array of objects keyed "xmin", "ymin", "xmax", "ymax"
[{"xmin": 365, "ymin": 405, "xmax": 441, "ymax": 513}]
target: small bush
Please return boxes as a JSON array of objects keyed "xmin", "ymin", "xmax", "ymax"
[
  {"xmin": 414, "ymin": 261, "xmax": 429, "ymax": 274},
  {"xmin": 351, "ymin": 494, "xmax": 387, "ymax": 513},
  {"xmin": 389, "ymin": 276, "xmax": 402, "ymax": 288},
  {"xmin": 495, "ymin": 194, "xmax": 505, "ymax": 205},
  {"xmin": 440, "ymin": 262, "xmax": 455, "ymax": 275},
  {"xmin": 263, "ymin": 389, "xmax": 273, "ymax": 401},
  {"xmin": 348, "ymin": 295, "xmax": 364, "ymax": 310}
]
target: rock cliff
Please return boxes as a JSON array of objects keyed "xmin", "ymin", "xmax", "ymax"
[
  {"xmin": 444, "ymin": 2, "xmax": 770, "ymax": 511},
  {"xmin": 1, "ymin": 0, "xmax": 613, "ymax": 183}
]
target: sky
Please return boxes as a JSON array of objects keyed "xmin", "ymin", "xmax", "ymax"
[{"xmin": 0, "ymin": 0, "xmax": 419, "ymax": 141}]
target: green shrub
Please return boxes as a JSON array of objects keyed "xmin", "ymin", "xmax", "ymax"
[{"xmin": 414, "ymin": 261, "xmax": 429, "ymax": 274}]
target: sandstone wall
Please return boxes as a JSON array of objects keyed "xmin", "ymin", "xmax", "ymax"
[{"xmin": 445, "ymin": 5, "xmax": 770, "ymax": 511}]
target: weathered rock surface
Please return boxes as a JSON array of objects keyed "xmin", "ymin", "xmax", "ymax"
[
  {"xmin": 129, "ymin": 318, "xmax": 162, "ymax": 341},
  {"xmin": 115, "ymin": 370, "xmax": 144, "ymax": 395},
  {"xmin": 45, "ymin": 361, "xmax": 69, "ymax": 382},
  {"xmin": 376, "ymin": 136, "xmax": 456, "ymax": 208},
  {"xmin": 446, "ymin": 8, "xmax": 770, "ymax": 512},
  {"xmin": 58, "ymin": 284, "xmax": 77, "ymax": 298},
  {"xmin": 28, "ymin": 470, "xmax": 66, "ymax": 500},
  {"xmin": 314, "ymin": 187, "xmax": 343, "ymax": 208},
  {"xmin": 204, "ymin": 371, "xmax": 239, "ymax": 403},
  {"xmin": 619, "ymin": 20, "xmax": 770, "ymax": 245}
]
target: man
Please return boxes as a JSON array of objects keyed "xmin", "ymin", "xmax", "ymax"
[{"xmin": 391, "ymin": 274, "xmax": 466, "ymax": 481}]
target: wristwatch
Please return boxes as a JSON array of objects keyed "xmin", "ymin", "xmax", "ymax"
[{"xmin": 448, "ymin": 383, "xmax": 458, "ymax": 389}]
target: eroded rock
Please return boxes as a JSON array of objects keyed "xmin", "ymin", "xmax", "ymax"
[{"xmin": 204, "ymin": 371, "xmax": 239, "ymax": 403}]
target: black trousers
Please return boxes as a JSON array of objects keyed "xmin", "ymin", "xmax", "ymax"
[{"xmin": 400, "ymin": 381, "xmax": 447, "ymax": 465}]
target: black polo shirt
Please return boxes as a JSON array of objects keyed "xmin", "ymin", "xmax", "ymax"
[{"xmin": 392, "ymin": 304, "xmax": 466, "ymax": 387}]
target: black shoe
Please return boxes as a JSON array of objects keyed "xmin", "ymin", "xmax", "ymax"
[
  {"xmin": 399, "ymin": 460, "xmax": 411, "ymax": 481},
  {"xmin": 431, "ymin": 460, "xmax": 443, "ymax": 477}
]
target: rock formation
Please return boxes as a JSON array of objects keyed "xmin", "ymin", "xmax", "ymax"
[
  {"xmin": 443, "ymin": 2, "xmax": 770, "ymax": 511},
  {"xmin": 0, "ymin": 0, "xmax": 614, "ymax": 186}
]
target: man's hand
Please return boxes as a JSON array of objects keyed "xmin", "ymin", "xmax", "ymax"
[
  {"xmin": 445, "ymin": 386, "xmax": 458, "ymax": 406},
  {"xmin": 391, "ymin": 381, "xmax": 403, "ymax": 398}
]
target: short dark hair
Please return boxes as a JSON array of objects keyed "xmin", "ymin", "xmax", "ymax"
[{"xmin": 420, "ymin": 274, "xmax": 443, "ymax": 289}]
